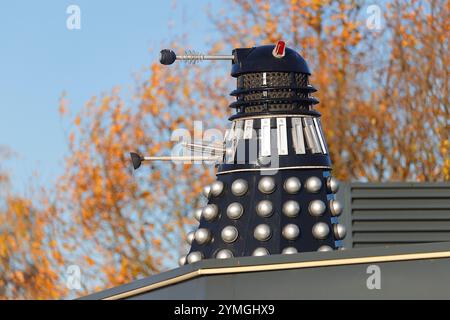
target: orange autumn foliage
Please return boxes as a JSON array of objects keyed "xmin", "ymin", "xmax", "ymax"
[{"xmin": 0, "ymin": 149, "xmax": 65, "ymax": 299}]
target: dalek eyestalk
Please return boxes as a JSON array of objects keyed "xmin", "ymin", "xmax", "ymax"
[{"xmin": 159, "ymin": 49, "xmax": 234, "ymax": 65}]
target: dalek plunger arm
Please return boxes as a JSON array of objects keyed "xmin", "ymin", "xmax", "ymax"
[{"xmin": 130, "ymin": 152, "xmax": 221, "ymax": 170}]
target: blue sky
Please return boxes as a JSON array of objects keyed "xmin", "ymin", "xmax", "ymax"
[{"xmin": 0, "ymin": 0, "xmax": 221, "ymax": 192}]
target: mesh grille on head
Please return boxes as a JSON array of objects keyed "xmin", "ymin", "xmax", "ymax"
[
  {"xmin": 230, "ymin": 72, "xmax": 318, "ymax": 116},
  {"xmin": 239, "ymin": 72, "xmax": 308, "ymax": 88}
]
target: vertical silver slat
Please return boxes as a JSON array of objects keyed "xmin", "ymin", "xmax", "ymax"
[
  {"xmin": 243, "ymin": 119, "xmax": 254, "ymax": 139},
  {"xmin": 228, "ymin": 121, "xmax": 243, "ymax": 163},
  {"xmin": 225, "ymin": 121, "xmax": 235, "ymax": 142},
  {"xmin": 234, "ymin": 120, "xmax": 244, "ymax": 140},
  {"xmin": 222, "ymin": 128, "xmax": 230, "ymax": 162},
  {"xmin": 227, "ymin": 121, "xmax": 236, "ymax": 144},
  {"xmin": 262, "ymin": 72, "xmax": 268, "ymax": 98},
  {"xmin": 224, "ymin": 129, "xmax": 230, "ymax": 142},
  {"xmin": 276, "ymin": 118, "xmax": 288, "ymax": 155},
  {"xmin": 225, "ymin": 121, "xmax": 237, "ymax": 163},
  {"xmin": 291, "ymin": 118, "xmax": 306, "ymax": 154},
  {"xmin": 225, "ymin": 148, "xmax": 234, "ymax": 163},
  {"xmin": 234, "ymin": 120, "xmax": 245, "ymax": 164},
  {"xmin": 317, "ymin": 118, "xmax": 329, "ymax": 154},
  {"xmin": 313, "ymin": 117, "xmax": 327, "ymax": 154},
  {"xmin": 303, "ymin": 118, "xmax": 322, "ymax": 154},
  {"xmin": 260, "ymin": 118, "xmax": 271, "ymax": 157}
]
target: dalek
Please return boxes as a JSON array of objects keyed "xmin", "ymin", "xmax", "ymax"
[{"xmin": 131, "ymin": 41, "xmax": 346, "ymax": 266}]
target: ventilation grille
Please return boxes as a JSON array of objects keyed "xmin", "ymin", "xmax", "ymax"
[
  {"xmin": 230, "ymin": 72, "xmax": 318, "ymax": 116},
  {"xmin": 337, "ymin": 183, "xmax": 450, "ymax": 248},
  {"xmin": 238, "ymin": 72, "xmax": 308, "ymax": 88}
]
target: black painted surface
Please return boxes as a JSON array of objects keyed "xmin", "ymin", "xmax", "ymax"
[
  {"xmin": 231, "ymin": 46, "xmax": 311, "ymax": 77},
  {"xmin": 190, "ymin": 169, "xmax": 337, "ymax": 258}
]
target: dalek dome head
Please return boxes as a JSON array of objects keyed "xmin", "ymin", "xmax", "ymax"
[
  {"xmin": 229, "ymin": 41, "xmax": 319, "ymax": 119},
  {"xmin": 231, "ymin": 43, "xmax": 311, "ymax": 77}
]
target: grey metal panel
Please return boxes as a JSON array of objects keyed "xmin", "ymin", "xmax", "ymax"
[
  {"xmin": 134, "ymin": 259, "xmax": 450, "ymax": 300},
  {"xmin": 353, "ymin": 232, "xmax": 450, "ymax": 243},
  {"xmin": 336, "ymin": 182, "xmax": 353, "ymax": 249},
  {"xmin": 352, "ymin": 210, "xmax": 450, "ymax": 221},
  {"xmin": 353, "ymin": 220, "xmax": 450, "ymax": 231},
  {"xmin": 129, "ymin": 258, "xmax": 450, "ymax": 300},
  {"xmin": 82, "ymin": 242, "xmax": 450, "ymax": 300},
  {"xmin": 128, "ymin": 277, "xmax": 209, "ymax": 300},
  {"xmin": 337, "ymin": 182, "xmax": 450, "ymax": 248}
]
